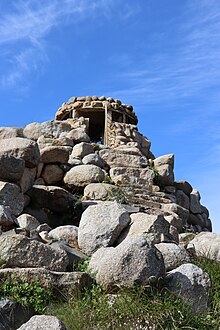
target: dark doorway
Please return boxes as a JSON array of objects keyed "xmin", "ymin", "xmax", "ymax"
[{"xmin": 77, "ymin": 109, "xmax": 105, "ymax": 143}]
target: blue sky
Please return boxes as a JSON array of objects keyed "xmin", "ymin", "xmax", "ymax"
[{"xmin": 0, "ymin": 0, "xmax": 220, "ymax": 232}]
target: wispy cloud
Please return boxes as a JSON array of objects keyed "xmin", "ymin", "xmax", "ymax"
[
  {"xmin": 106, "ymin": 0, "xmax": 220, "ymax": 110},
  {"xmin": 0, "ymin": 0, "xmax": 116, "ymax": 88}
]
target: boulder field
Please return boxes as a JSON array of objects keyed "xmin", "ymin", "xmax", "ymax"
[{"xmin": 0, "ymin": 96, "xmax": 217, "ymax": 329}]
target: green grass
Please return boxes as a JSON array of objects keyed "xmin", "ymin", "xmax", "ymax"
[
  {"xmin": 46, "ymin": 257, "xmax": 220, "ymax": 330},
  {"xmin": 1, "ymin": 256, "xmax": 219, "ymax": 329}
]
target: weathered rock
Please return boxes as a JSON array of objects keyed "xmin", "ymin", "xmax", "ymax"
[
  {"xmin": 48, "ymin": 225, "xmax": 78, "ymax": 248},
  {"xmin": 164, "ymin": 213, "xmax": 184, "ymax": 233},
  {"xmin": 0, "ymin": 205, "xmax": 15, "ymax": 228},
  {"xmin": 118, "ymin": 213, "xmax": 173, "ymax": 244},
  {"xmin": 101, "ymin": 147, "xmax": 148, "ymax": 168},
  {"xmin": 0, "ymin": 154, "xmax": 25, "ymax": 182},
  {"xmin": 0, "ymin": 127, "xmax": 21, "ymax": 139},
  {"xmin": 155, "ymin": 242, "xmax": 190, "ymax": 271},
  {"xmin": 153, "ymin": 154, "xmax": 174, "ymax": 186},
  {"xmin": 0, "ymin": 267, "xmax": 93, "ymax": 292},
  {"xmin": 156, "ymin": 164, "xmax": 174, "ymax": 186},
  {"xmin": 154, "ymin": 154, "xmax": 174, "ymax": 168},
  {"xmin": 70, "ymin": 142, "xmax": 94, "ymax": 159},
  {"xmin": 83, "ymin": 183, "xmax": 121, "ymax": 201},
  {"xmin": 161, "ymin": 203, "xmax": 189, "ymax": 225},
  {"xmin": 15, "ymin": 214, "xmax": 40, "ymax": 231},
  {"xmin": 176, "ymin": 190, "xmax": 189, "ymax": 210},
  {"xmin": 78, "ymin": 201, "xmax": 130, "ymax": 255},
  {"xmin": 187, "ymin": 232, "xmax": 220, "ymax": 261},
  {"xmin": 41, "ymin": 164, "xmax": 64, "ymax": 184},
  {"xmin": 29, "ymin": 185, "xmax": 76, "ymax": 213},
  {"xmin": 23, "ymin": 120, "xmax": 72, "ymax": 141},
  {"xmin": 18, "ymin": 167, "xmax": 36, "ymax": 193},
  {"xmin": 89, "ymin": 236, "xmax": 165, "ymax": 290},
  {"xmin": 50, "ymin": 241, "xmax": 86, "ymax": 266},
  {"xmin": 24, "ymin": 207, "xmax": 48, "ymax": 224},
  {"xmin": 174, "ymin": 180, "xmax": 193, "ymax": 196},
  {"xmin": 165, "ymin": 263, "xmax": 211, "ymax": 313},
  {"xmin": 0, "ymin": 181, "xmax": 24, "ymax": 216},
  {"xmin": 64, "ymin": 165, "xmax": 105, "ymax": 188},
  {"xmin": 0, "ymin": 137, "xmax": 40, "ymax": 168},
  {"xmin": 68, "ymin": 156, "xmax": 82, "ymax": 166},
  {"xmin": 0, "ymin": 234, "xmax": 68, "ymax": 271},
  {"xmin": 66, "ymin": 128, "xmax": 90, "ymax": 143},
  {"xmin": 17, "ymin": 315, "xmax": 67, "ymax": 330},
  {"xmin": 82, "ymin": 153, "xmax": 105, "ymax": 168},
  {"xmin": 109, "ymin": 167, "xmax": 154, "ymax": 186},
  {"xmin": 0, "ymin": 299, "xmax": 34, "ymax": 330},
  {"xmin": 169, "ymin": 225, "xmax": 179, "ymax": 243},
  {"xmin": 40, "ymin": 146, "xmax": 72, "ymax": 164},
  {"xmin": 188, "ymin": 213, "xmax": 200, "ymax": 226},
  {"xmin": 189, "ymin": 189, "xmax": 202, "ymax": 214}
]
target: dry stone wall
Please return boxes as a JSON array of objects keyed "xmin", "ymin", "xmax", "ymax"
[{"xmin": 0, "ymin": 96, "xmax": 216, "ymax": 327}]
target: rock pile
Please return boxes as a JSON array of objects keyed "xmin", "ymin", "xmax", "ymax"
[{"xmin": 0, "ymin": 96, "xmax": 217, "ymax": 328}]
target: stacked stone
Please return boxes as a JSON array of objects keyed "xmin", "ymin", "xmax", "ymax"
[
  {"xmin": 0, "ymin": 96, "xmax": 217, "ymax": 327},
  {"xmin": 56, "ymin": 95, "xmax": 137, "ymax": 124}
]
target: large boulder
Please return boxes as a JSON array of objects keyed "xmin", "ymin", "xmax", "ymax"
[
  {"xmin": 176, "ymin": 190, "xmax": 189, "ymax": 210},
  {"xmin": 41, "ymin": 164, "xmax": 64, "ymax": 184},
  {"xmin": 66, "ymin": 127, "xmax": 90, "ymax": 143},
  {"xmin": 187, "ymin": 232, "xmax": 220, "ymax": 261},
  {"xmin": 83, "ymin": 183, "xmax": 122, "ymax": 201},
  {"xmin": 174, "ymin": 180, "xmax": 193, "ymax": 196},
  {"xmin": 0, "ymin": 181, "xmax": 24, "ymax": 216},
  {"xmin": 0, "ymin": 154, "xmax": 25, "ymax": 182},
  {"xmin": 0, "ymin": 234, "xmax": 69, "ymax": 271},
  {"xmin": 165, "ymin": 263, "xmax": 211, "ymax": 314},
  {"xmin": 109, "ymin": 167, "xmax": 154, "ymax": 186},
  {"xmin": 101, "ymin": 147, "xmax": 148, "ymax": 168},
  {"xmin": 18, "ymin": 167, "xmax": 36, "ymax": 193},
  {"xmin": 189, "ymin": 189, "xmax": 202, "ymax": 214},
  {"xmin": 153, "ymin": 154, "xmax": 174, "ymax": 186},
  {"xmin": 161, "ymin": 203, "xmax": 189, "ymax": 225},
  {"xmin": 64, "ymin": 165, "xmax": 105, "ymax": 188},
  {"xmin": 23, "ymin": 120, "xmax": 72, "ymax": 141},
  {"xmin": 89, "ymin": 236, "xmax": 165, "ymax": 290},
  {"xmin": 82, "ymin": 153, "xmax": 105, "ymax": 168},
  {"xmin": 0, "ymin": 267, "xmax": 93, "ymax": 292},
  {"xmin": 17, "ymin": 315, "xmax": 67, "ymax": 330},
  {"xmin": 0, "ymin": 127, "xmax": 21, "ymax": 139},
  {"xmin": 78, "ymin": 201, "xmax": 130, "ymax": 255},
  {"xmin": 118, "ymin": 213, "xmax": 173, "ymax": 244},
  {"xmin": 15, "ymin": 214, "xmax": 40, "ymax": 231},
  {"xmin": 40, "ymin": 146, "xmax": 72, "ymax": 164},
  {"xmin": 155, "ymin": 242, "xmax": 190, "ymax": 271},
  {"xmin": 70, "ymin": 142, "xmax": 94, "ymax": 159},
  {"xmin": 48, "ymin": 225, "xmax": 78, "ymax": 248},
  {"xmin": 29, "ymin": 185, "xmax": 77, "ymax": 213},
  {"xmin": 0, "ymin": 137, "xmax": 40, "ymax": 168}
]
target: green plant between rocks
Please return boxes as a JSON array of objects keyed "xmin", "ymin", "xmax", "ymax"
[
  {"xmin": 74, "ymin": 257, "xmax": 91, "ymax": 273},
  {"xmin": 46, "ymin": 256, "xmax": 220, "ymax": 329},
  {"xmin": 149, "ymin": 164, "xmax": 164, "ymax": 190},
  {"xmin": 0, "ymin": 278, "xmax": 53, "ymax": 313}
]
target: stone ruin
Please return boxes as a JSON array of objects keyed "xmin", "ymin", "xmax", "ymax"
[{"xmin": 0, "ymin": 95, "xmax": 216, "ymax": 328}]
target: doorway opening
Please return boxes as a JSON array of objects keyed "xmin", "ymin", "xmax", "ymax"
[{"xmin": 76, "ymin": 109, "xmax": 105, "ymax": 143}]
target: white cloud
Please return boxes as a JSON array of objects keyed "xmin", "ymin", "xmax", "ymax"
[{"xmin": 0, "ymin": 0, "xmax": 115, "ymax": 88}]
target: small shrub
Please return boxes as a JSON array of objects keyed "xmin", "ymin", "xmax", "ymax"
[
  {"xmin": 149, "ymin": 164, "xmax": 164, "ymax": 190},
  {"xmin": 74, "ymin": 258, "xmax": 90, "ymax": 273},
  {"xmin": 0, "ymin": 278, "xmax": 53, "ymax": 313}
]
